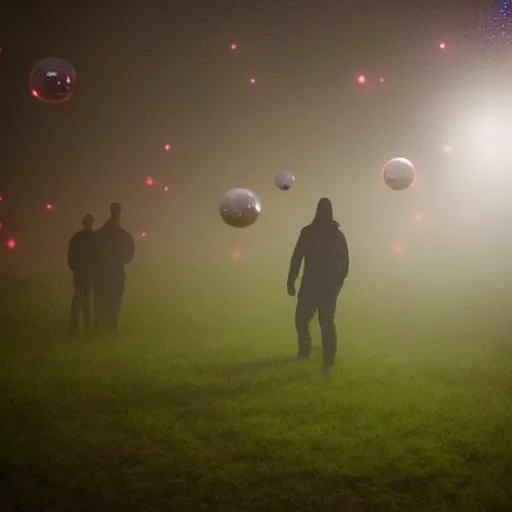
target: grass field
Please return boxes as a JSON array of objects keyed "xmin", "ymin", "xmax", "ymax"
[{"xmin": 1, "ymin": 271, "xmax": 512, "ymax": 511}]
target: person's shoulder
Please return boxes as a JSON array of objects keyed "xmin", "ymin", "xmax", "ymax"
[
  {"xmin": 120, "ymin": 228, "xmax": 134, "ymax": 240},
  {"xmin": 69, "ymin": 231, "xmax": 80, "ymax": 244}
]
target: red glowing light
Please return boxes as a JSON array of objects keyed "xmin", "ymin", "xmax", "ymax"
[
  {"xmin": 141, "ymin": 232, "xmax": 147, "ymax": 238},
  {"xmin": 45, "ymin": 203, "xmax": 53, "ymax": 211},
  {"xmin": 232, "ymin": 250, "xmax": 243, "ymax": 262},
  {"xmin": 379, "ymin": 76, "xmax": 385, "ymax": 83},
  {"xmin": 31, "ymin": 89, "xmax": 40, "ymax": 99},
  {"xmin": 0, "ymin": 222, "xmax": 3, "ymax": 230},
  {"xmin": 439, "ymin": 42, "xmax": 446, "ymax": 50},
  {"xmin": 6, "ymin": 238, "xmax": 16, "ymax": 250},
  {"xmin": 414, "ymin": 213, "xmax": 423, "ymax": 222},
  {"xmin": 164, "ymin": 144, "xmax": 171, "ymax": 152},
  {"xmin": 145, "ymin": 176, "xmax": 155, "ymax": 186},
  {"xmin": 230, "ymin": 43, "xmax": 237, "ymax": 51},
  {"xmin": 393, "ymin": 244, "xmax": 404, "ymax": 256},
  {"xmin": 164, "ymin": 185, "xmax": 169, "ymax": 193},
  {"xmin": 356, "ymin": 74, "xmax": 366, "ymax": 85},
  {"xmin": 0, "ymin": 193, "xmax": 3, "ymax": 202},
  {"xmin": 249, "ymin": 77, "xmax": 256, "ymax": 84}
]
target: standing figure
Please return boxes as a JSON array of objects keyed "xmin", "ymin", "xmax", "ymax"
[
  {"xmin": 287, "ymin": 198, "xmax": 349, "ymax": 376},
  {"xmin": 94, "ymin": 203, "xmax": 135, "ymax": 337},
  {"xmin": 67, "ymin": 214, "xmax": 96, "ymax": 337}
]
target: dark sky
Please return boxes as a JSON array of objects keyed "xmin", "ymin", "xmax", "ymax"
[{"xmin": 1, "ymin": 0, "xmax": 511, "ymax": 276}]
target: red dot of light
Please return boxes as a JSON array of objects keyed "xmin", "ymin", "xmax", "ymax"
[
  {"xmin": 393, "ymin": 244, "xmax": 404, "ymax": 256},
  {"xmin": 164, "ymin": 185, "xmax": 169, "ymax": 193},
  {"xmin": 0, "ymin": 193, "xmax": 3, "ymax": 202},
  {"xmin": 7, "ymin": 238, "xmax": 16, "ymax": 249},
  {"xmin": 439, "ymin": 42, "xmax": 446, "ymax": 50},
  {"xmin": 0, "ymin": 222, "xmax": 3, "ymax": 230},
  {"xmin": 45, "ymin": 204, "xmax": 53, "ymax": 211},
  {"xmin": 31, "ymin": 89, "xmax": 40, "ymax": 99},
  {"xmin": 230, "ymin": 43, "xmax": 237, "ymax": 51},
  {"xmin": 357, "ymin": 74, "xmax": 366, "ymax": 84},
  {"xmin": 414, "ymin": 213, "xmax": 423, "ymax": 222},
  {"xmin": 145, "ymin": 176, "xmax": 155, "ymax": 186},
  {"xmin": 379, "ymin": 76, "xmax": 385, "ymax": 83},
  {"xmin": 249, "ymin": 77, "xmax": 256, "ymax": 84},
  {"xmin": 232, "ymin": 250, "xmax": 242, "ymax": 262},
  {"xmin": 141, "ymin": 232, "xmax": 147, "ymax": 238},
  {"xmin": 164, "ymin": 144, "xmax": 171, "ymax": 152}
]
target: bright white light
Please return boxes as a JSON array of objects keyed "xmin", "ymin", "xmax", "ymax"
[{"xmin": 467, "ymin": 113, "xmax": 512, "ymax": 161}]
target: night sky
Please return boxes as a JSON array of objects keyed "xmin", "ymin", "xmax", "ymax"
[{"xmin": 1, "ymin": 0, "xmax": 512, "ymax": 282}]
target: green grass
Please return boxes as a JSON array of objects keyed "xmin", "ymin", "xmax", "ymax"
[{"xmin": 1, "ymin": 272, "xmax": 512, "ymax": 511}]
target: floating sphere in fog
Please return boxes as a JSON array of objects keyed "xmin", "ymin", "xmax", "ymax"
[
  {"xmin": 29, "ymin": 58, "xmax": 76, "ymax": 104},
  {"xmin": 220, "ymin": 188, "xmax": 261, "ymax": 228},
  {"xmin": 382, "ymin": 157, "xmax": 415, "ymax": 191},
  {"xmin": 275, "ymin": 171, "xmax": 295, "ymax": 191}
]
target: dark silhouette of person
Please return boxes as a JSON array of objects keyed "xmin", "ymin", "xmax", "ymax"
[
  {"xmin": 287, "ymin": 198, "xmax": 349, "ymax": 376},
  {"xmin": 67, "ymin": 213, "xmax": 96, "ymax": 337},
  {"xmin": 93, "ymin": 203, "xmax": 135, "ymax": 337}
]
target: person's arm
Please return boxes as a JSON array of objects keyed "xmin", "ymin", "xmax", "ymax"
[
  {"xmin": 287, "ymin": 230, "xmax": 306, "ymax": 295},
  {"xmin": 67, "ymin": 236, "xmax": 77, "ymax": 272},
  {"xmin": 122, "ymin": 233, "xmax": 135, "ymax": 265},
  {"xmin": 335, "ymin": 231, "xmax": 349, "ymax": 281}
]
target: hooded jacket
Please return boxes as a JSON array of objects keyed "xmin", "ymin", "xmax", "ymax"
[{"xmin": 287, "ymin": 198, "xmax": 349, "ymax": 289}]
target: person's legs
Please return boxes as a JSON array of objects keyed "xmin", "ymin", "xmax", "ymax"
[
  {"xmin": 295, "ymin": 289, "xmax": 317, "ymax": 359},
  {"xmin": 93, "ymin": 277, "xmax": 106, "ymax": 335},
  {"xmin": 69, "ymin": 273, "xmax": 82, "ymax": 336},
  {"xmin": 82, "ymin": 279, "xmax": 93, "ymax": 333},
  {"xmin": 317, "ymin": 287, "xmax": 341, "ymax": 370}
]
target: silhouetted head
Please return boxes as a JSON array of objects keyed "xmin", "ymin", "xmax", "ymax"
[
  {"xmin": 110, "ymin": 202, "xmax": 122, "ymax": 220},
  {"xmin": 82, "ymin": 213, "xmax": 94, "ymax": 230},
  {"xmin": 313, "ymin": 197, "xmax": 334, "ymax": 224}
]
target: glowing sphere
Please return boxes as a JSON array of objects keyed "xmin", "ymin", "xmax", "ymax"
[
  {"xmin": 275, "ymin": 171, "xmax": 295, "ymax": 191},
  {"xmin": 6, "ymin": 239, "xmax": 16, "ymax": 250},
  {"xmin": 145, "ymin": 176, "xmax": 155, "ymax": 186},
  {"xmin": 439, "ymin": 42, "xmax": 446, "ymax": 50},
  {"xmin": 220, "ymin": 188, "xmax": 261, "ymax": 228},
  {"xmin": 249, "ymin": 77, "xmax": 256, "ymax": 84},
  {"xmin": 164, "ymin": 144, "xmax": 171, "ymax": 152},
  {"xmin": 29, "ymin": 58, "xmax": 76, "ymax": 104},
  {"xmin": 356, "ymin": 74, "xmax": 366, "ymax": 84},
  {"xmin": 231, "ymin": 43, "xmax": 237, "ymax": 51},
  {"xmin": 382, "ymin": 157, "xmax": 415, "ymax": 191}
]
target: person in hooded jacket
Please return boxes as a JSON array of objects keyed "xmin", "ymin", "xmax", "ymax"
[
  {"xmin": 93, "ymin": 202, "xmax": 135, "ymax": 337},
  {"xmin": 287, "ymin": 198, "xmax": 349, "ymax": 375},
  {"xmin": 67, "ymin": 213, "xmax": 96, "ymax": 337}
]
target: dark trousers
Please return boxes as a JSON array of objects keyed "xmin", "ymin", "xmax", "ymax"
[
  {"xmin": 70, "ymin": 273, "xmax": 93, "ymax": 333},
  {"xmin": 93, "ymin": 274, "xmax": 126, "ymax": 336},
  {"xmin": 295, "ymin": 284, "xmax": 341, "ymax": 366}
]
